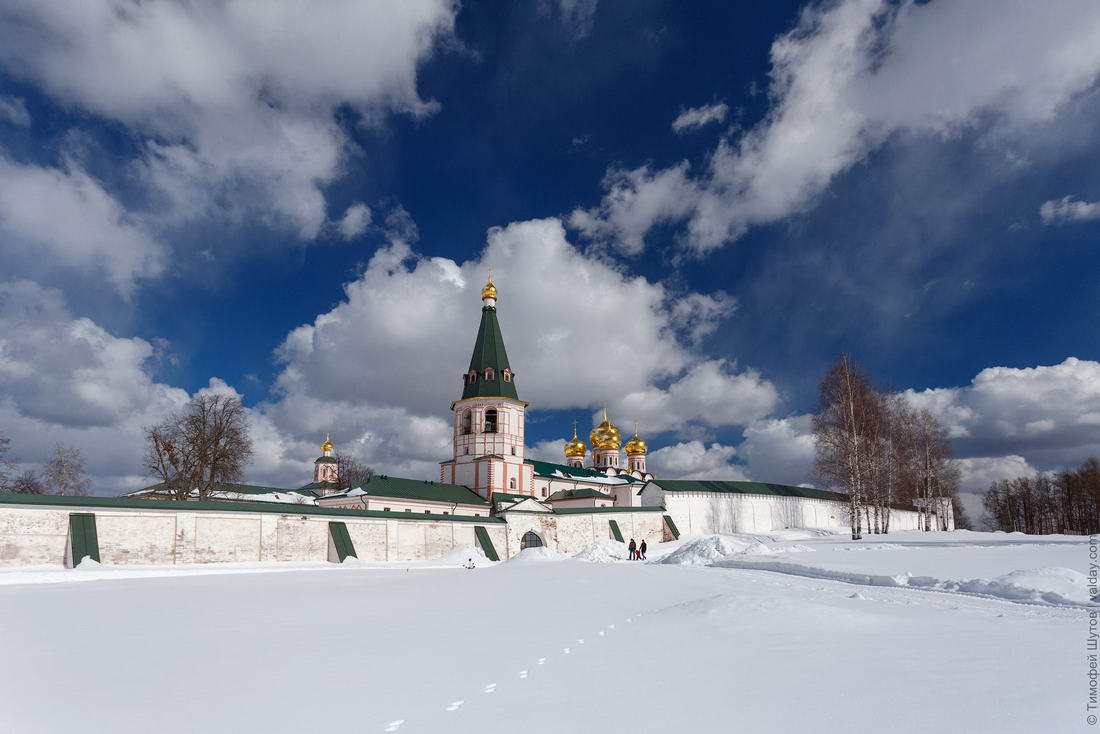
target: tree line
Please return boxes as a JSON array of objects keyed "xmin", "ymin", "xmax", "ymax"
[
  {"xmin": 0, "ymin": 434, "xmax": 92, "ymax": 496},
  {"xmin": 980, "ymin": 458, "xmax": 1100, "ymax": 535},
  {"xmin": 812, "ymin": 354, "xmax": 968, "ymax": 539}
]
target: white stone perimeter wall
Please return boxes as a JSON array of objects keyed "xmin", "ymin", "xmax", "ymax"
[
  {"xmin": 0, "ymin": 503, "xmax": 510, "ymax": 567},
  {"xmin": 645, "ymin": 490, "xmax": 953, "ymax": 537},
  {"xmin": 499, "ymin": 511, "xmax": 667, "ymax": 558}
]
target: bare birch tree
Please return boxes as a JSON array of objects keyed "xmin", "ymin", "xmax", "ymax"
[
  {"xmin": 813, "ymin": 354, "xmax": 877, "ymax": 540},
  {"xmin": 42, "ymin": 443, "xmax": 91, "ymax": 496},
  {"xmin": 144, "ymin": 394, "xmax": 253, "ymax": 501},
  {"xmin": 909, "ymin": 409, "xmax": 955, "ymax": 531}
]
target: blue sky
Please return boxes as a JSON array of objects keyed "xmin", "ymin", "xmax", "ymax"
[{"xmin": 1, "ymin": 0, "xmax": 1099, "ymax": 520}]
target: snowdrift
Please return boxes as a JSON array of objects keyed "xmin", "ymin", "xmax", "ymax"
[
  {"xmin": 715, "ymin": 558, "xmax": 1092, "ymax": 606},
  {"xmin": 507, "ymin": 546, "xmax": 570, "ymax": 564},
  {"xmin": 658, "ymin": 535, "xmax": 765, "ymax": 565},
  {"xmin": 574, "ymin": 539, "xmax": 629, "ymax": 563},
  {"xmin": 427, "ymin": 546, "xmax": 491, "ymax": 567}
]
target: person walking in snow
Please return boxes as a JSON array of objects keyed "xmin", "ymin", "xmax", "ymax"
[
  {"xmin": 638, "ymin": 540, "xmax": 647, "ymax": 560},
  {"xmin": 628, "ymin": 538, "xmax": 637, "ymax": 560}
]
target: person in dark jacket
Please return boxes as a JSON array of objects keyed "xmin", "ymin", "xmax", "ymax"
[
  {"xmin": 628, "ymin": 538, "xmax": 637, "ymax": 560},
  {"xmin": 638, "ymin": 540, "xmax": 647, "ymax": 560}
]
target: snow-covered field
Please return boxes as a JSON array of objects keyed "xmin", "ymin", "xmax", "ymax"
[{"xmin": 0, "ymin": 531, "xmax": 1085, "ymax": 733}]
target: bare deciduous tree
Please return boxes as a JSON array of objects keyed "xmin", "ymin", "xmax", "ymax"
[
  {"xmin": 982, "ymin": 458, "xmax": 1100, "ymax": 534},
  {"xmin": 335, "ymin": 452, "xmax": 374, "ymax": 491},
  {"xmin": 813, "ymin": 356, "xmax": 961, "ymax": 537},
  {"xmin": 813, "ymin": 354, "xmax": 878, "ymax": 540},
  {"xmin": 144, "ymin": 394, "xmax": 253, "ymax": 501},
  {"xmin": 9, "ymin": 470, "xmax": 46, "ymax": 495},
  {"xmin": 908, "ymin": 410, "xmax": 956, "ymax": 531},
  {"xmin": 0, "ymin": 432, "xmax": 14, "ymax": 490},
  {"xmin": 42, "ymin": 443, "xmax": 91, "ymax": 496}
]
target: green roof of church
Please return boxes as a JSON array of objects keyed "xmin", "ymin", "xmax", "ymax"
[
  {"xmin": 525, "ymin": 459, "xmax": 640, "ymax": 483},
  {"xmin": 128, "ymin": 481, "xmax": 305, "ymax": 497},
  {"xmin": 461, "ymin": 303, "xmax": 519, "ymax": 401},
  {"xmin": 364, "ymin": 475, "xmax": 490, "ymax": 506},
  {"xmin": 546, "ymin": 488, "xmax": 615, "ymax": 501}
]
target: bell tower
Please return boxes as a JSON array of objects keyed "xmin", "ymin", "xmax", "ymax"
[{"xmin": 443, "ymin": 274, "xmax": 534, "ymax": 499}]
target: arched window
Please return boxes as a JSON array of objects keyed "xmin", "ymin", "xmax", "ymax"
[
  {"xmin": 461, "ymin": 410, "xmax": 472, "ymax": 435},
  {"xmin": 521, "ymin": 531, "xmax": 543, "ymax": 550},
  {"xmin": 468, "ymin": 370, "xmax": 477, "ymax": 384},
  {"xmin": 509, "ymin": 477, "xmax": 517, "ymax": 490},
  {"xmin": 484, "ymin": 367, "xmax": 495, "ymax": 381},
  {"xmin": 484, "ymin": 408, "xmax": 498, "ymax": 433},
  {"xmin": 502, "ymin": 369, "xmax": 512, "ymax": 383}
]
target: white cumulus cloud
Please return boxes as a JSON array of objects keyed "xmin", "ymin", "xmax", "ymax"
[
  {"xmin": 337, "ymin": 203, "xmax": 373, "ymax": 239},
  {"xmin": 672, "ymin": 103, "xmax": 729, "ymax": 133},
  {"xmin": 647, "ymin": 441, "xmax": 744, "ymax": 480},
  {"xmin": 574, "ymin": 0, "xmax": 1100, "ymax": 255},
  {"xmin": 0, "ymin": 157, "xmax": 165, "ymax": 297},
  {"xmin": 1040, "ymin": 195, "xmax": 1100, "ymax": 224},
  {"xmin": 904, "ymin": 358, "xmax": 1100, "ymax": 469},
  {"xmin": 0, "ymin": 0, "xmax": 457, "ymax": 242}
]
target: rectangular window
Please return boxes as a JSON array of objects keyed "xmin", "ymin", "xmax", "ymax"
[
  {"xmin": 405, "ymin": 509, "xmax": 412, "ymax": 512},
  {"xmin": 384, "ymin": 507, "xmax": 390, "ymax": 512}
]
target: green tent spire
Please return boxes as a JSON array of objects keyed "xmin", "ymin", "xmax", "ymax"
[{"xmin": 461, "ymin": 275, "xmax": 519, "ymax": 401}]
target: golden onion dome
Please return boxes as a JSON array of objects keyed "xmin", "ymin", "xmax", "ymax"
[
  {"xmin": 481, "ymin": 272, "xmax": 497, "ymax": 300},
  {"xmin": 320, "ymin": 434, "xmax": 334, "ymax": 453},
  {"xmin": 625, "ymin": 430, "xmax": 648, "ymax": 456},
  {"xmin": 564, "ymin": 421, "xmax": 587, "ymax": 457},
  {"xmin": 588, "ymin": 407, "xmax": 622, "ymax": 450}
]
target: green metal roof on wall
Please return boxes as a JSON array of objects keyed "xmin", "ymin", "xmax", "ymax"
[
  {"xmin": 651, "ymin": 479, "xmax": 919, "ymax": 510},
  {"xmin": 362, "ymin": 475, "xmax": 490, "ymax": 506},
  {"xmin": 0, "ymin": 492, "xmax": 503, "ymax": 523},
  {"xmin": 460, "ymin": 304, "xmax": 519, "ymax": 401},
  {"xmin": 653, "ymin": 479, "xmax": 847, "ymax": 501}
]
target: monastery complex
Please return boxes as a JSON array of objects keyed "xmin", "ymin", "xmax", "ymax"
[{"xmin": 0, "ymin": 277, "xmax": 952, "ymax": 567}]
